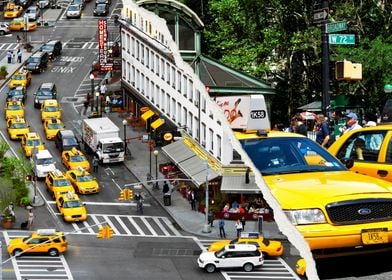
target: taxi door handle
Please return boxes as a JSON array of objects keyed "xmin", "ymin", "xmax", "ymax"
[{"xmin": 377, "ymin": 170, "xmax": 388, "ymax": 177}]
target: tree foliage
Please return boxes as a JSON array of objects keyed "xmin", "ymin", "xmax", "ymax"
[{"xmin": 183, "ymin": 0, "xmax": 392, "ymax": 124}]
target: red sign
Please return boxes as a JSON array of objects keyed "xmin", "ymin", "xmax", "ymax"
[{"xmin": 98, "ymin": 19, "xmax": 108, "ymax": 66}]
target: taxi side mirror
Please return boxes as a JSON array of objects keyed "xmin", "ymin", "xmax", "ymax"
[{"xmin": 340, "ymin": 157, "xmax": 354, "ymax": 169}]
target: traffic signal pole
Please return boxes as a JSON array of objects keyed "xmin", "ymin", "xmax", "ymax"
[{"xmin": 321, "ymin": 0, "xmax": 330, "ymax": 116}]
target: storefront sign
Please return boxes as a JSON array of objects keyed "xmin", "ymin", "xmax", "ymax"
[{"xmin": 98, "ymin": 19, "xmax": 112, "ymax": 71}]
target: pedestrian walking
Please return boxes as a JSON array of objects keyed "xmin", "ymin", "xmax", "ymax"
[
  {"xmin": 241, "ymin": 215, "xmax": 246, "ymax": 231},
  {"xmin": 162, "ymin": 181, "xmax": 169, "ymax": 194},
  {"xmin": 235, "ymin": 219, "xmax": 243, "ymax": 237},
  {"xmin": 100, "ymin": 83, "xmax": 107, "ymax": 96},
  {"xmin": 17, "ymin": 49, "xmax": 22, "ymax": 63},
  {"xmin": 11, "ymin": 51, "xmax": 15, "ymax": 63},
  {"xmin": 7, "ymin": 50, "xmax": 12, "ymax": 64},
  {"xmin": 189, "ymin": 190, "xmax": 196, "ymax": 211},
  {"xmin": 16, "ymin": 35, "xmax": 21, "ymax": 45},
  {"xmin": 28, "ymin": 209, "xmax": 34, "ymax": 230},
  {"xmin": 218, "ymin": 219, "xmax": 226, "ymax": 238},
  {"xmin": 92, "ymin": 155, "xmax": 99, "ymax": 172},
  {"xmin": 208, "ymin": 210, "xmax": 214, "ymax": 227}
]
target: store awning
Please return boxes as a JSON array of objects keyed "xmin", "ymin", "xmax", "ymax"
[
  {"xmin": 151, "ymin": 118, "xmax": 165, "ymax": 130},
  {"xmin": 141, "ymin": 110, "xmax": 155, "ymax": 121},
  {"xmin": 220, "ymin": 175, "xmax": 261, "ymax": 194},
  {"xmin": 162, "ymin": 140, "xmax": 219, "ymax": 186}
]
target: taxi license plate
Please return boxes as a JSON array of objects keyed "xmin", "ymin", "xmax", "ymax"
[{"xmin": 361, "ymin": 228, "xmax": 388, "ymax": 245}]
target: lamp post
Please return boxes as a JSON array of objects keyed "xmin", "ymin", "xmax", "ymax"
[
  {"xmin": 153, "ymin": 149, "xmax": 159, "ymax": 190},
  {"xmin": 122, "ymin": 119, "xmax": 127, "ymax": 155},
  {"xmin": 89, "ymin": 73, "xmax": 95, "ymax": 112},
  {"xmin": 202, "ymin": 160, "xmax": 211, "ymax": 233},
  {"xmin": 147, "ymin": 132, "xmax": 152, "ymax": 183},
  {"xmin": 95, "ymin": 91, "xmax": 99, "ymax": 114}
]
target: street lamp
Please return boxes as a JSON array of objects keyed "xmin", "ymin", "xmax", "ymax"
[
  {"xmin": 153, "ymin": 149, "xmax": 159, "ymax": 190},
  {"xmin": 122, "ymin": 119, "xmax": 127, "ymax": 155},
  {"xmin": 202, "ymin": 160, "xmax": 211, "ymax": 233},
  {"xmin": 95, "ymin": 91, "xmax": 99, "ymax": 114},
  {"xmin": 147, "ymin": 132, "xmax": 153, "ymax": 183},
  {"xmin": 384, "ymin": 84, "xmax": 392, "ymax": 94},
  {"xmin": 89, "ymin": 73, "xmax": 95, "ymax": 112}
]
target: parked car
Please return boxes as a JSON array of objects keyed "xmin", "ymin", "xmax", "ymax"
[
  {"xmin": 34, "ymin": 82, "xmax": 57, "ymax": 108},
  {"xmin": 238, "ymin": 130, "xmax": 392, "ymax": 259},
  {"xmin": 66, "ymin": 4, "xmax": 82, "ymax": 19},
  {"xmin": 25, "ymin": 51, "xmax": 49, "ymax": 73},
  {"xmin": 0, "ymin": 23, "xmax": 10, "ymax": 36},
  {"xmin": 93, "ymin": 3, "xmax": 109, "ymax": 16},
  {"xmin": 39, "ymin": 40, "xmax": 62, "ymax": 60},
  {"xmin": 24, "ymin": 6, "xmax": 40, "ymax": 21}
]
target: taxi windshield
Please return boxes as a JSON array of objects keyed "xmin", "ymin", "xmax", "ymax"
[
  {"xmin": 8, "ymin": 104, "xmax": 22, "ymax": 110},
  {"xmin": 240, "ymin": 136, "xmax": 346, "ymax": 175},
  {"xmin": 44, "ymin": 106, "xmax": 59, "ymax": 112},
  {"xmin": 76, "ymin": 175, "xmax": 93, "ymax": 182},
  {"xmin": 70, "ymin": 155, "xmax": 85, "ymax": 162},
  {"xmin": 26, "ymin": 139, "xmax": 41, "ymax": 146},
  {"xmin": 53, "ymin": 179, "xmax": 71, "ymax": 186},
  {"xmin": 48, "ymin": 123, "xmax": 62, "ymax": 129},
  {"xmin": 11, "ymin": 123, "xmax": 27, "ymax": 129},
  {"xmin": 12, "ymin": 75, "xmax": 24, "ymax": 80},
  {"xmin": 63, "ymin": 200, "xmax": 82, "ymax": 208}
]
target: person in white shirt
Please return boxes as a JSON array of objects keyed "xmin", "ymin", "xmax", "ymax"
[{"xmin": 343, "ymin": 112, "xmax": 362, "ymax": 134}]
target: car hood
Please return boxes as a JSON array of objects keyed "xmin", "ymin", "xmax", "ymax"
[
  {"xmin": 26, "ymin": 63, "xmax": 38, "ymax": 69},
  {"xmin": 198, "ymin": 251, "xmax": 216, "ymax": 261},
  {"xmin": 8, "ymin": 238, "xmax": 23, "ymax": 247},
  {"xmin": 265, "ymin": 171, "xmax": 392, "ymax": 209}
]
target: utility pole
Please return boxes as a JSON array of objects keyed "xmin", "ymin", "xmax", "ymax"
[{"xmin": 321, "ymin": 0, "xmax": 330, "ymax": 116}]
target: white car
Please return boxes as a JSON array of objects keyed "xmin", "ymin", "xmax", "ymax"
[
  {"xmin": 66, "ymin": 4, "xmax": 82, "ymax": 19},
  {"xmin": 38, "ymin": 0, "xmax": 50, "ymax": 8},
  {"xmin": 0, "ymin": 23, "xmax": 10, "ymax": 36},
  {"xmin": 197, "ymin": 244, "xmax": 263, "ymax": 273},
  {"xmin": 24, "ymin": 6, "xmax": 40, "ymax": 21},
  {"xmin": 31, "ymin": 149, "xmax": 56, "ymax": 179}
]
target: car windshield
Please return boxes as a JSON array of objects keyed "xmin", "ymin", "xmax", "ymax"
[
  {"xmin": 240, "ymin": 136, "xmax": 346, "ymax": 175},
  {"xmin": 96, "ymin": 4, "xmax": 106, "ymax": 10},
  {"xmin": 63, "ymin": 200, "xmax": 82, "ymax": 208},
  {"xmin": 11, "ymin": 123, "xmax": 27, "ymax": 129},
  {"xmin": 26, "ymin": 139, "xmax": 41, "ymax": 146},
  {"xmin": 68, "ymin": 5, "xmax": 80, "ymax": 11},
  {"xmin": 53, "ymin": 179, "xmax": 71, "ymax": 186},
  {"xmin": 28, "ymin": 57, "xmax": 40, "ymax": 63},
  {"xmin": 76, "ymin": 175, "xmax": 93, "ymax": 182},
  {"xmin": 48, "ymin": 123, "xmax": 62, "ymax": 129},
  {"xmin": 70, "ymin": 155, "xmax": 86, "ymax": 162},
  {"xmin": 215, "ymin": 247, "xmax": 227, "ymax": 258},
  {"xmin": 12, "ymin": 75, "xmax": 24, "ymax": 80},
  {"xmin": 103, "ymin": 142, "xmax": 124, "ymax": 153},
  {"xmin": 36, "ymin": 89, "xmax": 53, "ymax": 96},
  {"xmin": 41, "ymin": 45, "xmax": 54, "ymax": 51},
  {"xmin": 36, "ymin": 158, "xmax": 53, "ymax": 165},
  {"xmin": 44, "ymin": 106, "xmax": 59, "ymax": 112},
  {"xmin": 23, "ymin": 234, "xmax": 34, "ymax": 242},
  {"xmin": 64, "ymin": 138, "xmax": 78, "ymax": 145},
  {"xmin": 8, "ymin": 104, "xmax": 22, "ymax": 110}
]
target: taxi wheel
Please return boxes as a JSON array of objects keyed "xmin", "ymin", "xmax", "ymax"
[
  {"xmin": 13, "ymin": 249, "xmax": 23, "ymax": 257},
  {"xmin": 205, "ymin": 264, "xmax": 216, "ymax": 273},
  {"xmin": 48, "ymin": 248, "xmax": 58, "ymax": 256},
  {"xmin": 243, "ymin": 263, "xmax": 254, "ymax": 272}
]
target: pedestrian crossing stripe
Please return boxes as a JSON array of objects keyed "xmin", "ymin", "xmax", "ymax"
[
  {"xmin": 0, "ymin": 43, "xmax": 20, "ymax": 50},
  {"xmin": 70, "ymin": 214, "xmax": 182, "ymax": 237}
]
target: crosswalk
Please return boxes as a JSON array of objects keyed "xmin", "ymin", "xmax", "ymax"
[
  {"xmin": 3, "ymin": 231, "xmax": 74, "ymax": 280},
  {"xmin": 70, "ymin": 214, "xmax": 182, "ymax": 237},
  {"xmin": 198, "ymin": 240, "xmax": 301, "ymax": 280},
  {"xmin": 0, "ymin": 41, "xmax": 100, "ymax": 52}
]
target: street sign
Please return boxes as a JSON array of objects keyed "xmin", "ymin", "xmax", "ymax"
[
  {"xmin": 313, "ymin": 8, "xmax": 328, "ymax": 23},
  {"xmin": 329, "ymin": 34, "xmax": 355, "ymax": 45},
  {"xmin": 326, "ymin": 21, "xmax": 347, "ymax": 33}
]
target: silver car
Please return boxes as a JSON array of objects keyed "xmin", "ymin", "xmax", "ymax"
[
  {"xmin": 66, "ymin": 4, "xmax": 82, "ymax": 19},
  {"xmin": 0, "ymin": 23, "xmax": 10, "ymax": 36},
  {"xmin": 24, "ymin": 6, "xmax": 40, "ymax": 21}
]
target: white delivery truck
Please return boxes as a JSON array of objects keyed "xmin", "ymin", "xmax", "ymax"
[
  {"xmin": 82, "ymin": 117, "xmax": 125, "ymax": 164},
  {"xmin": 31, "ymin": 149, "xmax": 56, "ymax": 179}
]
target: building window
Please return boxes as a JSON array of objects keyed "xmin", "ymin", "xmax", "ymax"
[
  {"xmin": 188, "ymin": 112, "xmax": 193, "ymax": 135},
  {"xmin": 171, "ymin": 66, "xmax": 175, "ymax": 88},
  {"xmin": 201, "ymin": 123, "xmax": 206, "ymax": 147},
  {"xmin": 232, "ymin": 149, "xmax": 242, "ymax": 161},
  {"xmin": 160, "ymin": 58, "xmax": 165, "ymax": 80},
  {"xmin": 146, "ymin": 77, "xmax": 150, "ymax": 98},
  {"xmin": 171, "ymin": 98, "xmax": 176, "ymax": 119},
  {"xmin": 140, "ymin": 43, "xmax": 145, "ymax": 63},
  {"xmin": 135, "ymin": 69, "xmax": 140, "ymax": 89},
  {"xmin": 131, "ymin": 66, "xmax": 135, "ymax": 85},
  {"xmin": 217, "ymin": 135, "xmax": 222, "ymax": 159},
  {"xmin": 145, "ymin": 47, "xmax": 149, "ymax": 68},
  {"xmin": 188, "ymin": 80, "xmax": 193, "ymax": 100},
  {"xmin": 149, "ymin": 50, "xmax": 154, "ymax": 70},
  {"xmin": 155, "ymin": 84, "xmax": 159, "ymax": 105},
  {"xmin": 183, "ymin": 76, "xmax": 187, "ymax": 97},
  {"xmin": 126, "ymin": 34, "xmax": 130, "ymax": 53},
  {"xmin": 194, "ymin": 117, "xmax": 199, "ymax": 140},
  {"xmin": 209, "ymin": 129, "xmax": 214, "ymax": 152},
  {"xmin": 136, "ymin": 40, "xmax": 139, "ymax": 60},
  {"xmin": 183, "ymin": 107, "xmax": 188, "ymax": 131},
  {"xmin": 155, "ymin": 54, "xmax": 159, "ymax": 76},
  {"xmin": 202, "ymin": 96, "xmax": 206, "ymax": 112},
  {"xmin": 177, "ymin": 71, "xmax": 181, "ymax": 93},
  {"xmin": 166, "ymin": 93, "xmax": 170, "ymax": 114},
  {"xmin": 131, "ymin": 37, "xmax": 135, "ymax": 56},
  {"xmin": 160, "ymin": 88, "xmax": 165, "ymax": 111},
  {"xmin": 150, "ymin": 81, "xmax": 155, "ymax": 101},
  {"xmin": 166, "ymin": 62, "xmax": 170, "ymax": 84},
  {"xmin": 177, "ymin": 103, "xmax": 181, "ymax": 123},
  {"xmin": 141, "ymin": 73, "xmax": 145, "ymax": 93}
]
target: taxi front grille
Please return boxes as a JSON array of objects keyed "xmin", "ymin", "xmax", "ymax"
[
  {"xmin": 72, "ymin": 215, "xmax": 82, "ymax": 218},
  {"xmin": 326, "ymin": 198, "xmax": 392, "ymax": 225}
]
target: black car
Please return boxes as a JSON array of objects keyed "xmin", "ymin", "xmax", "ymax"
[
  {"xmin": 25, "ymin": 52, "xmax": 49, "ymax": 73},
  {"xmin": 40, "ymin": 40, "xmax": 62, "ymax": 60},
  {"xmin": 7, "ymin": 87, "xmax": 26, "ymax": 104},
  {"xmin": 95, "ymin": 0, "xmax": 111, "ymax": 5},
  {"xmin": 55, "ymin": 130, "xmax": 80, "ymax": 152},
  {"xmin": 34, "ymin": 82, "xmax": 57, "ymax": 108},
  {"xmin": 15, "ymin": 0, "xmax": 33, "ymax": 8},
  {"xmin": 93, "ymin": 4, "xmax": 109, "ymax": 16}
]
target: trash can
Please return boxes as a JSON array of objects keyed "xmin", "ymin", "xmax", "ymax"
[{"xmin": 163, "ymin": 194, "xmax": 171, "ymax": 206}]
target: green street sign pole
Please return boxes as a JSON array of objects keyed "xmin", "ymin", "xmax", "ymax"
[
  {"xmin": 326, "ymin": 21, "xmax": 347, "ymax": 33},
  {"xmin": 329, "ymin": 34, "xmax": 355, "ymax": 45}
]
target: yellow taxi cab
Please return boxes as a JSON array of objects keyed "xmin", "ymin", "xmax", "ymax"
[
  {"xmin": 207, "ymin": 232, "xmax": 283, "ymax": 257},
  {"xmin": 21, "ymin": 132, "xmax": 45, "ymax": 157},
  {"xmin": 328, "ymin": 124, "xmax": 392, "ymax": 183},
  {"xmin": 4, "ymin": 3, "xmax": 23, "ymax": 19},
  {"xmin": 9, "ymin": 17, "xmax": 37, "ymax": 31},
  {"xmin": 6, "ymin": 117, "xmax": 30, "ymax": 140},
  {"xmin": 56, "ymin": 191, "xmax": 87, "ymax": 222},
  {"xmin": 43, "ymin": 118, "xmax": 64, "ymax": 140},
  {"xmin": 5, "ymin": 100, "xmax": 24, "ymax": 120},
  {"xmin": 41, "ymin": 100, "xmax": 62, "ymax": 122},
  {"xmin": 45, "ymin": 169, "xmax": 75, "ymax": 198},
  {"xmin": 65, "ymin": 167, "xmax": 99, "ymax": 194},
  {"xmin": 237, "ymin": 130, "xmax": 392, "ymax": 258},
  {"xmin": 7, "ymin": 229, "xmax": 68, "ymax": 257},
  {"xmin": 9, "ymin": 70, "xmax": 32, "ymax": 89},
  {"xmin": 62, "ymin": 148, "xmax": 90, "ymax": 172}
]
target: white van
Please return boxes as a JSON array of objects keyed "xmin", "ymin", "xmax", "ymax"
[
  {"xmin": 31, "ymin": 149, "xmax": 56, "ymax": 179},
  {"xmin": 198, "ymin": 244, "xmax": 263, "ymax": 273}
]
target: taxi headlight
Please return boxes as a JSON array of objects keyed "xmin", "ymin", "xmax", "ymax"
[
  {"xmin": 284, "ymin": 209, "xmax": 326, "ymax": 225},
  {"xmin": 64, "ymin": 215, "xmax": 71, "ymax": 219},
  {"xmin": 35, "ymin": 98, "xmax": 38, "ymax": 103}
]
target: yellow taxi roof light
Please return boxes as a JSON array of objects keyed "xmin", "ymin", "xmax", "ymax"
[
  {"xmin": 54, "ymin": 169, "xmax": 63, "ymax": 177},
  {"xmin": 36, "ymin": 229, "xmax": 57, "ymax": 235},
  {"xmin": 240, "ymin": 232, "xmax": 260, "ymax": 238},
  {"xmin": 66, "ymin": 191, "xmax": 75, "ymax": 200}
]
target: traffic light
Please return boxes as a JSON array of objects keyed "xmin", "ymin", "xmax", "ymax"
[
  {"xmin": 119, "ymin": 190, "xmax": 126, "ymax": 201},
  {"xmin": 119, "ymin": 188, "xmax": 133, "ymax": 201},
  {"xmin": 335, "ymin": 60, "xmax": 362, "ymax": 81},
  {"xmin": 96, "ymin": 225, "xmax": 113, "ymax": 238}
]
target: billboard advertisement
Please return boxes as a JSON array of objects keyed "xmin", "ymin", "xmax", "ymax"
[{"xmin": 98, "ymin": 19, "xmax": 112, "ymax": 71}]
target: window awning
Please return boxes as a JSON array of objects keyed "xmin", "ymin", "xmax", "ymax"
[
  {"xmin": 141, "ymin": 110, "xmax": 155, "ymax": 121},
  {"xmin": 151, "ymin": 118, "xmax": 165, "ymax": 130},
  {"xmin": 162, "ymin": 140, "xmax": 219, "ymax": 186},
  {"xmin": 220, "ymin": 175, "xmax": 261, "ymax": 194}
]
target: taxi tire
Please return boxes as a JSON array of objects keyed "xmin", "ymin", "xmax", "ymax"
[
  {"xmin": 205, "ymin": 264, "xmax": 216, "ymax": 273},
  {"xmin": 48, "ymin": 248, "xmax": 58, "ymax": 256},
  {"xmin": 243, "ymin": 263, "xmax": 254, "ymax": 272},
  {"xmin": 13, "ymin": 249, "xmax": 23, "ymax": 257}
]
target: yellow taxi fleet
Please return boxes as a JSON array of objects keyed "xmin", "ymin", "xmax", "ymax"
[
  {"xmin": 7, "ymin": 229, "xmax": 67, "ymax": 257},
  {"xmin": 7, "ymin": 117, "xmax": 29, "ymax": 140},
  {"xmin": 4, "ymin": 3, "xmax": 23, "ymax": 19},
  {"xmin": 207, "ymin": 232, "xmax": 283, "ymax": 257},
  {"xmin": 41, "ymin": 100, "xmax": 62, "ymax": 121},
  {"xmin": 62, "ymin": 148, "xmax": 90, "ymax": 171},
  {"xmin": 56, "ymin": 191, "xmax": 87, "ymax": 222},
  {"xmin": 9, "ymin": 70, "xmax": 32, "ymax": 89},
  {"xmin": 45, "ymin": 169, "xmax": 75, "ymax": 198},
  {"xmin": 66, "ymin": 168, "xmax": 99, "ymax": 194},
  {"xmin": 21, "ymin": 132, "xmax": 45, "ymax": 157},
  {"xmin": 237, "ymin": 130, "xmax": 392, "ymax": 259},
  {"xmin": 5, "ymin": 100, "xmax": 24, "ymax": 120},
  {"xmin": 43, "ymin": 118, "xmax": 64, "ymax": 140}
]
